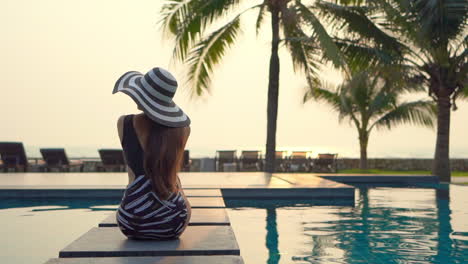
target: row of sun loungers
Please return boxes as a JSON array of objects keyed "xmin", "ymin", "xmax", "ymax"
[
  {"xmin": 0, "ymin": 142, "xmax": 127, "ymax": 172},
  {"xmin": 0, "ymin": 142, "xmax": 190, "ymax": 173},
  {"xmin": 0, "ymin": 142, "xmax": 337, "ymax": 173},
  {"xmin": 215, "ymin": 150, "xmax": 338, "ymax": 172}
]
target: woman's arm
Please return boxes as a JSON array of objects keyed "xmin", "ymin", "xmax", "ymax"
[{"xmin": 117, "ymin": 115, "xmax": 135, "ymax": 185}]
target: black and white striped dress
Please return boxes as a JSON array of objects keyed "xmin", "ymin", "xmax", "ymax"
[{"xmin": 116, "ymin": 115, "xmax": 189, "ymax": 240}]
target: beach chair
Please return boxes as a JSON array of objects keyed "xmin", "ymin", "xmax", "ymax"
[
  {"xmin": 40, "ymin": 148, "xmax": 83, "ymax": 172},
  {"xmin": 239, "ymin": 150, "xmax": 262, "ymax": 171},
  {"xmin": 215, "ymin": 150, "xmax": 237, "ymax": 172},
  {"xmin": 181, "ymin": 150, "xmax": 191, "ymax": 172},
  {"xmin": 275, "ymin": 151, "xmax": 287, "ymax": 172},
  {"xmin": 97, "ymin": 149, "xmax": 126, "ymax": 172},
  {"xmin": 287, "ymin": 151, "xmax": 311, "ymax": 172},
  {"xmin": 313, "ymin": 153, "xmax": 338, "ymax": 173},
  {"xmin": 0, "ymin": 142, "xmax": 29, "ymax": 172}
]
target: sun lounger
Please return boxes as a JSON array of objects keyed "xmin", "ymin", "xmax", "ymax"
[
  {"xmin": 97, "ymin": 149, "xmax": 126, "ymax": 172},
  {"xmin": 181, "ymin": 150, "xmax": 191, "ymax": 172},
  {"xmin": 275, "ymin": 151, "xmax": 287, "ymax": 172},
  {"xmin": 215, "ymin": 150, "xmax": 237, "ymax": 172},
  {"xmin": 40, "ymin": 148, "xmax": 83, "ymax": 172},
  {"xmin": 287, "ymin": 151, "xmax": 312, "ymax": 172},
  {"xmin": 0, "ymin": 142, "xmax": 28, "ymax": 172},
  {"xmin": 313, "ymin": 153, "xmax": 338, "ymax": 172},
  {"xmin": 239, "ymin": 150, "xmax": 262, "ymax": 171}
]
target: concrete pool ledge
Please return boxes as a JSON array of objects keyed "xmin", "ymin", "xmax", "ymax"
[
  {"xmin": 0, "ymin": 188, "xmax": 223, "ymax": 199},
  {"xmin": 315, "ymin": 173, "xmax": 439, "ymax": 184},
  {"xmin": 58, "ymin": 226, "xmax": 241, "ymax": 258},
  {"xmin": 0, "ymin": 171, "xmax": 439, "ymax": 200},
  {"xmin": 0, "ymin": 173, "xmax": 355, "ymax": 199},
  {"xmin": 0, "ymin": 184, "xmax": 354, "ymax": 199}
]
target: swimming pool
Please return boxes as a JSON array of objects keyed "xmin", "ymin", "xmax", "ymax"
[
  {"xmin": 227, "ymin": 184, "xmax": 468, "ymax": 264},
  {"xmin": 0, "ymin": 184, "xmax": 466, "ymax": 264}
]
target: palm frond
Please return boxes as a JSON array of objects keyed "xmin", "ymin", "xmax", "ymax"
[
  {"xmin": 367, "ymin": 88, "xmax": 397, "ymax": 116},
  {"xmin": 304, "ymin": 80, "xmax": 361, "ymax": 126},
  {"xmin": 295, "ymin": 2, "xmax": 345, "ymax": 68},
  {"xmin": 461, "ymin": 85, "xmax": 468, "ymax": 99},
  {"xmin": 255, "ymin": 2, "xmax": 268, "ymax": 36},
  {"xmin": 160, "ymin": 0, "xmax": 243, "ymax": 61},
  {"xmin": 455, "ymin": 54, "xmax": 468, "ymax": 99},
  {"xmin": 316, "ymin": 0, "xmax": 403, "ymax": 53},
  {"xmin": 341, "ymin": 71, "xmax": 371, "ymax": 114},
  {"xmin": 412, "ymin": 0, "xmax": 468, "ymax": 44},
  {"xmin": 371, "ymin": 100, "xmax": 437, "ymax": 131},
  {"xmin": 185, "ymin": 15, "xmax": 242, "ymax": 96},
  {"xmin": 334, "ymin": 39, "xmax": 399, "ymax": 70},
  {"xmin": 303, "ymin": 80, "xmax": 337, "ymax": 104},
  {"xmin": 376, "ymin": 0, "xmax": 420, "ymax": 43},
  {"xmin": 160, "ymin": 0, "xmax": 192, "ymax": 36},
  {"xmin": 281, "ymin": 14, "xmax": 321, "ymax": 89}
]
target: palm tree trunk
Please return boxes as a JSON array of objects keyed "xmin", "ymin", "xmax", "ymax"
[
  {"xmin": 359, "ymin": 131, "xmax": 369, "ymax": 170},
  {"xmin": 433, "ymin": 94, "xmax": 451, "ymax": 182},
  {"xmin": 265, "ymin": 7, "xmax": 281, "ymax": 173}
]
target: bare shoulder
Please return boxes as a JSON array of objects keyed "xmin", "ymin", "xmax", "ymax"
[
  {"xmin": 117, "ymin": 115, "xmax": 126, "ymax": 126},
  {"xmin": 184, "ymin": 126, "xmax": 191, "ymax": 137},
  {"xmin": 133, "ymin": 113, "xmax": 147, "ymax": 125},
  {"xmin": 117, "ymin": 115, "xmax": 126, "ymax": 142}
]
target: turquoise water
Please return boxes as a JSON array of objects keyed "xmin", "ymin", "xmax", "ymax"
[
  {"xmin": 227, "ymin": 184, "xmax": 468, "ymax": 264},
  {"xmin": 0, "ymin": 184, "xmax": 467, "ymax": 264},
  {"xmin": 0, "ymin": 199, "xmax": 116, "ymax": 264}
]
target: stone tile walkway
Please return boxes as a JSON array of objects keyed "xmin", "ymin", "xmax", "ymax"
[
  {"xmin": 45, "ymin": 256, "xmax": 244, "ymax": 264},
  {"xmin": 59, "ymin": 226, "xmax": 240, "ymax": 258},
  {"xmin": 99, "ymin": 209, "xmax": 230, "ymax": 227},
  {"xmin": 44, "ymin": 191, "xmax": 244, "ymax": 263}
]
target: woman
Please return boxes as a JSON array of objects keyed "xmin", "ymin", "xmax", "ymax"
[{"xmin": 112, "ymin": 67, "xmax": 191, "ymax": 240}]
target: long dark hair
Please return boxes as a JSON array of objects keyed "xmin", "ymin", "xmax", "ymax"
[{"xmin": 142, "ymin": 115, "xmax": 186, "ymax": 200}]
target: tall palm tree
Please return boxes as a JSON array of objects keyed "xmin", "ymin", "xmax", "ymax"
[
  {"xmin": 315, "ymin": 0, "xmax": 467, "ymax": 180},
  {"xmin": 159, "ymin": 0, "xmax": 344, "ymax": 172},
  {"xmin": 304, "ymin": 66, "xmax": 436, "ymax": 169}
]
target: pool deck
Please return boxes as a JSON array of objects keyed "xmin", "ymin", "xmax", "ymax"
[
  {"xmin": 0, "ymin": 172, "xmax": 358, "ymax": 199},
  {"xmin": 452, "ymin": 176, "xmax": 468, "ymax": 184},
  {"xmin": 0, "ymin": 172, "xmax": 439, "ymax": 264}
]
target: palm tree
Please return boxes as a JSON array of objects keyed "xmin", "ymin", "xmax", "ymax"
[
  {"xmin": 304, "ymin": 66, "xmax": 436, "ymax": 169},
  {"xmin": 159, "ymin": 0, "xmax": 344, "ymax": 172},
  {"xmin": 314, "ymin": 0, "xmax": 467, "ymax": 180}
]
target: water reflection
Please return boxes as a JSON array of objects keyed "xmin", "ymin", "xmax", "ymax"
[
  {"xmin": 287, "ymin": 185, "xmax": 468, "ymax": 264},
  {"xmin": 228, "ymin": 185, "xmax": 468, "ymax": 263},
  {"xmin": 266, "ymin": 208, "xmax": 280, "ymax": 264}
]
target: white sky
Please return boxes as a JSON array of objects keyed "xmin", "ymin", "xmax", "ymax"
[{"xmin": 1, "ymin": 0, "xmax": 467, "ymax": 158}]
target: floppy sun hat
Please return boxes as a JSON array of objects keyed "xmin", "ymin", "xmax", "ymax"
[{"xmin": 113, "ymin": 67, "xmax": 190, "ymax": 127}]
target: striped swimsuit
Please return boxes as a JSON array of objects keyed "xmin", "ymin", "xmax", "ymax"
[{"xmin": 116, "ymin": 115, "xmax": 189, "ymax": 240}]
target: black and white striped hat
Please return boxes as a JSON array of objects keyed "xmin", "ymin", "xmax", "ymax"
[{"xmin": 113, "ymin": 67, "xmax": 190, "ymax": 127}]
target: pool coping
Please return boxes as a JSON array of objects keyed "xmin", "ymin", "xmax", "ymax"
[{"xmin": 0, "ymin": 173, "xmax": 440, "ymax": 200}]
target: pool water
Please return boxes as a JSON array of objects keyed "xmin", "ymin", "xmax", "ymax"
[
  {"xmin": 227, "ymin": 184, "xmax": 468, "ymax": 264},
  {"xmin": 0, "ymin": 184, "xmax": 467, "ymax": 264},
  {"xmin": 0, "ymin": 199, "xmax": 116, "ymax": 264}
]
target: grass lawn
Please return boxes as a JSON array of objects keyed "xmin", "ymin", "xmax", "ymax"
[{"xmin": 338, "ymin": 169, "xmax": 468, "ymax": 177}]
